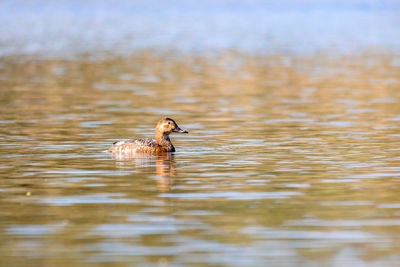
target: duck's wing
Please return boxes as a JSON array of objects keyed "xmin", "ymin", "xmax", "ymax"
[
  {"xmin": 130, "ymin": 138, "xmax": 157, "ymax": 147},
  {"xmin": 108, "ymin": 138, "xmax": 157, "ymax": 153}
]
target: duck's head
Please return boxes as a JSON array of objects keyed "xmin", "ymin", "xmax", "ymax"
[{"xmin": 156, "ymin": 118, "xmax": 188, "ymax": 135}]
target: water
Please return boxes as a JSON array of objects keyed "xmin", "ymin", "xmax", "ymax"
[
  {"xmin": 1, "ymin": 0, "xmax": 400, "ymax": 56},
  {"xmin": 1, "ymin": 51, "xmax": 400, "ymax": 266},
  {"xmin": 1, "ymin": 1, "xmax": 400, "ymax": 267}
]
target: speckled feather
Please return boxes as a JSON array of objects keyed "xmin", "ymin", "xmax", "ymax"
[{"xmin": 109, "ymin": 138, "xmax": 161, "ymax": 153}]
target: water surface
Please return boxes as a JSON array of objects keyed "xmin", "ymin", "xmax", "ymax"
[
  {"xmin": 1, "ymin": 1, "xmax": 400, "ymax": 266},
  {"xmin": 1, "ymin": 52, "xmax": 400, "ymax": 266}
]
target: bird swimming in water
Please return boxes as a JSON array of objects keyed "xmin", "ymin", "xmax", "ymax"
[{"xmin": 108, "ymin": 118, "xmax": 188, "ymax": 154}]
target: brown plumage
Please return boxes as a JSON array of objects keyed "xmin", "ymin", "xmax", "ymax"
[{"xmin": 108, "ymin": 118, "xmax": 188, "ymax": 154}]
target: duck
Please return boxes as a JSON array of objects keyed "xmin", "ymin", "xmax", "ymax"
[{"xmin": 108, "ymin": 118, "xmax": 188, "ymax": 154}]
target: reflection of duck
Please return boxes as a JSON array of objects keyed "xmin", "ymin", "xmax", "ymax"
[
  {"xmin": 155, "ymin": 153, "xmax": 175, "ymax": 191},
  {"xmin": 108, "ymin": 118, "xmax": 188, "ymax": 154},
  {"xmin": 111, "ymin": 152, "xmax": 175, "ymax": 192}
]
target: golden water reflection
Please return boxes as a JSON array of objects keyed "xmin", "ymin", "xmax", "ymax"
[
  {"xmin": 0, "ymin": 51, "xmax": 400, "ymax": 266},
  {"xmin": 112, "ymin": 152, "xmax": 175, "ymax": 192}
]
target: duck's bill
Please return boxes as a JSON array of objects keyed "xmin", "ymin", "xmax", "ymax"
[{"xmin": 173, "ymin": 127, "xmax": 188, "ymax": 133}]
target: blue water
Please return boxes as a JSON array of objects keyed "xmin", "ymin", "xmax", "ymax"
[{"xmin": 0, "ymin": 0, "xmax": 399, "ymax": 57}]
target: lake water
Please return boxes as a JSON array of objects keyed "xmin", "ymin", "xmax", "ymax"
[{"xmin": 1, "ymin": 1, "xmax": 400, "ymax": 267}]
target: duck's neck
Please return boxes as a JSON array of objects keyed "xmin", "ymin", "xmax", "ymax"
[{"xmin": 155, "ymin": 132, "xmax": 175, "ymax": 152}]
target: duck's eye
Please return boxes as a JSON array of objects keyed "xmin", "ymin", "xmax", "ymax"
[{"xmin": 167, "ymin": 122, "xmax": 171, "ymax": 125}]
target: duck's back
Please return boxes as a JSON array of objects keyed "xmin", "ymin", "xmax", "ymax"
[{"xmin": 108, "ymin": 138, "xmax": 158, "ymax": 153}]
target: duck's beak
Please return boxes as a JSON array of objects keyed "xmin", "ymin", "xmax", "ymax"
[{"xmin": 173, "ymin": 125, "xmax": 188, "ymax": 133}]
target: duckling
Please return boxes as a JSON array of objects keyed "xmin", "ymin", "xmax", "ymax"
[{"xmin": 108, "ymin": 118, "xmax": 188, "ymax": 154}]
